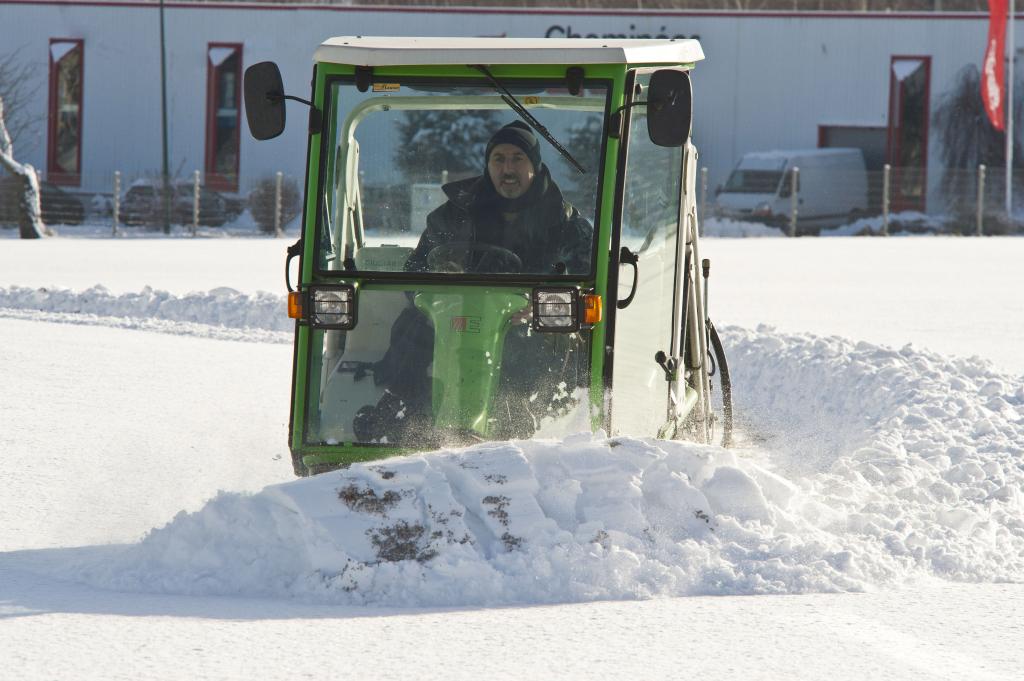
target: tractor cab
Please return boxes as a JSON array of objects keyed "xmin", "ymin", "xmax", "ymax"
[{"xmin": 244, "ymin": 37, "xmax": 730, "ymax": 475}]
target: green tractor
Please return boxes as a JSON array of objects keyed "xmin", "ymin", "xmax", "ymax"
[{"xmin": 244, "ymin": 37, "xmax": 732, "ymax": 476}]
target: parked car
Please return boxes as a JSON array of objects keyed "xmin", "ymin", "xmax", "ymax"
[
  {"xmin": 121, "ymin": 178, "xmax": 229, "ymax": 227},
  {"xmin": 222, "ymin": 195, "xmax": 245, "ymax": 222},
  {"xmin": 0, "ymin": 174, "xmax": 86, "ymax": 225},
  {"xmin": 715, "ymin": 148, "xmax": 868, "ymax": 235}
]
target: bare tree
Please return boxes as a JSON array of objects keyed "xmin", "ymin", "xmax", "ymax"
[
  {"xmin": 0, "ymin": 96, "xmax": 49, "ymax": 238},
  {"xmin": 0, "ymin": 50, "xmax": 42, "ymax": 155},
  {"xmin": 932, "ymin": 64, "xmax": 1022, "ymax": 227},
  {"xmin": 394, "ymin": 109, "xmax": 499, "ymax": 183}
]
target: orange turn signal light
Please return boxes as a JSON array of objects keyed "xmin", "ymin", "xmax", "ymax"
[
  {"xmin": 582, "ymin": 293, "xmax": 603, "ymax": 324},
  {"xmin": 288, "ymin": 291, "xmax": 304, "ymax": 319}
]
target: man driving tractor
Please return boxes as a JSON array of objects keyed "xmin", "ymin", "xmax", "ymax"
[
  {"xmin": 404, "ymin": 120, "xmax": 593, "ymax": 275},
  {"xmin": 354, "ymin": 121, "xmax": 594, "ymax": 444}
]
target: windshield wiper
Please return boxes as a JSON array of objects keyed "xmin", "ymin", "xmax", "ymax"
[{"xmin": 472, "ymin": 65, "xmax": 586, "ymax": 175}]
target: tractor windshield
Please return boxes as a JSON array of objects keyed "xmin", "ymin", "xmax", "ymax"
[
  {"xmin": 315, "ymin": 78, "xmax": 609, "ymax": 278},
  {"xmin": 302, "ymin": 76, "xmax": 607, "ymax": 450}
]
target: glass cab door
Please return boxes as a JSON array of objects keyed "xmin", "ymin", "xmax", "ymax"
[{"xmin": 609, "ymin": 70, "xmax": 687, "ymax": 437}]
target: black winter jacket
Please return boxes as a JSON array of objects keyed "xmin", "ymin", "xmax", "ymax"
[{"xmin": 404, "ymin": 168, "xmax": 593, "ymax": 275}]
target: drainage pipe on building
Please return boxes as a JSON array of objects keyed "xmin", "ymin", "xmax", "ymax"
[
  {"xmin": 882, "ymin": 164, "xmax": 891, "ymax": 236},
  {"xmin": 274, "ymin": 171, "xmax": 284, "ymax": 237},
  {"xmin": 788, "ymin": 167, "xmax": 799, "ymax": 237},
  {"xmin": 977, "ymin": 164, "xmax": 987, "ymax": 236},
  {"xmin": 112, "ymin": 171, "xmax": 120, "ymax": 238},
  {"xmin": 699, "ymin": 166, "xmax": 708, "ymax": 237},
  {"xmin": 192, "ymin": 170, "xmax": 201, "ymax": 237}
]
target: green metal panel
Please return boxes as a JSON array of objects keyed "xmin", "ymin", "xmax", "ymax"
[
  {"xmin": 588, "ymin": 70, "xmax": 626, "ymax": 430},
  {"xmin": 414, "ymin": 288, "xmax": 530, "ymax": 435},
  {"xmin": 289, "ymin": 65, "xmax": 328, "ymax": 457},
  {"xmin": 312, "ymin": 62, "xmax": 627, "ymax": 80}
]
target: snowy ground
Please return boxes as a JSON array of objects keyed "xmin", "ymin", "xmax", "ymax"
[
  {"xmin": 2, "ymin": 232, "xmax": 1021, "ymax": 373},
  {"xmin": 2, "ymin": 233, "xmax": 1023, "ymax": 680}
]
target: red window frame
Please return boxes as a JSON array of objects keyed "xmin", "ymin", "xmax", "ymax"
[
  {"xmin": 47, "ymin": 38, "xmax": 84, "ymax": 186},
  {"xmin": 886, "ymin": 55, "xmax": 931, "ymax": 212},
  {"xmin": 204, "ymin": 43, "xmax": 243, "ymax": 192}
]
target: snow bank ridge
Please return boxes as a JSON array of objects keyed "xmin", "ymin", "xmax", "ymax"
[
  {"xmin": 80, "ymin": 435, "xmax": 855, "ymax": 607},
  {"xmin": 66, "ymin": 327, "xmax": 1024, "ymax": 608},
  {"xmin": 0, "ymin": 285, "xmax": 291, "ymax": 340}
]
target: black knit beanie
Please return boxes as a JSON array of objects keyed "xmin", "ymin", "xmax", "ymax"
[{"xmin": 484, "ymin": 121, "xmax": 542, "ymax": 171}]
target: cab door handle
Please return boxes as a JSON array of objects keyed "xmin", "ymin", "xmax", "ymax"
[{"xmin": 617, "ymin": 247, "xmax": 640, "ymax": 309}]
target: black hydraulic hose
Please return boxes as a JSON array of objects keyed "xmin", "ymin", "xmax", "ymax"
[
  {"xmin": 679, "ymin": 250, "xmax": 692, "ymax": 366},
  {"xmin": 708, "ymin": 320, "xmax": 733, "ymax": 448}
]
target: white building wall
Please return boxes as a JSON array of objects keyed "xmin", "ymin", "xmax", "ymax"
[{"xmin": 0, "ymin": 3, "xmax": 1010, "ymax": 212}]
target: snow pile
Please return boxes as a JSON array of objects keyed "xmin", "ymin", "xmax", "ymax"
[
  {"xmin": 726, "ymin": 327, "xmax": 1024, "ymax": 581},
  {"xmin": 702, "ymin": 217, "xmax": 782, "ymax": 238},
  {"xmin": 0, "ymin": 284, "xmax": 291, "ymax": 341},
  {"xmin": 72, "ymin": 435, "xmax": 861, "ymax": 606},
  {"xmin": 64, "ymin": 327, "xmax": 1024, "ymax": 607},
  {"xmin": 701, "ymin": 211, "xmax": 953, "ymax": 237},
  {"xmin": 830, "ymin": 210, "xmax": 949, "ymax": 236}
]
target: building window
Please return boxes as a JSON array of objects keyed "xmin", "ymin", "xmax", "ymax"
[
  {"xmin": 205, "ymin": 43, "xmax": 242, "ymax": 191},
  {"xmin": 47, "ymin": 39, "xmax": 84, "ymax": 186},
  {"xmin": 887, "ymin": 56, "xmax": 931, "ymax": 212}
]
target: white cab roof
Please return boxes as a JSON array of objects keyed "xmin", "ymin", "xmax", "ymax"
[{"xmin": 314, "ymin": 37, "xmax": 704, "ymax": 67}]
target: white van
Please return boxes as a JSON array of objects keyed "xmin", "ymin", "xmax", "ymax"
[{"xmin": 715, "ymin": 148, "xmax": 868, "ymax": 234}]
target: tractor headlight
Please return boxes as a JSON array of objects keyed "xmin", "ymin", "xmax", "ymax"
[
  {"xmin": 532, "ymin": 288, "xmax": 580, "ymax": 332},
  {"xmin": 308, "ymin": 285, "xmax": 356, "ymax": 329}
]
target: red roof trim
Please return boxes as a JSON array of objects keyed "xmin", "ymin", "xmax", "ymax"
[{"xmin": 0, "ymin": 1, "xmax": 1011, "ymax": 20}]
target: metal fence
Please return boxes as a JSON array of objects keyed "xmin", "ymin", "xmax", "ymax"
[
  {"xmin": 5, "ymin": 164, "xmax": 1024, "ymax": 238},
  {"xmin": 0, "ymin": 169, "xmax": 303, "ymax": 236},
  {"xmin": 699, "ymin": 164, "xmax": 1024, "ymax": 237}
]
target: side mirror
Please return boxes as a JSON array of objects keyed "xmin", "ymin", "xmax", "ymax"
[
  {"xmin": 244, "ymin": 62, "xmax": 286, "ymax": 141},
  {"xmin": 646, "ymin": 69, "xmax": 692, "ymax": 148}
]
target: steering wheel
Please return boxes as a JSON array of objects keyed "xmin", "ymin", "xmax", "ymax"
[{"xmin": 425, "ymin": 242, "xmax": 523, "ymax": 274}]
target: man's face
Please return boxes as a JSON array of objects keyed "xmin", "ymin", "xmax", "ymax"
[{"xmin": 488, "ymin": 143, "xmax": 536, "ymax": 199}]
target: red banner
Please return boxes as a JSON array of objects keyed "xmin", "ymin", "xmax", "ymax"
[{"xmin": 983, "ymin": 0, "xmax": 1008, "ymax": 130}]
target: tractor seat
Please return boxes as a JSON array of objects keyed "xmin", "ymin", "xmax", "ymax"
[{"xmin": 354, "ymin": 244, "xmax": 414, "ymax": 272}]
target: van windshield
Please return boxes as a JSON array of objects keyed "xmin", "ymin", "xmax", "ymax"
[{"xmin": 723, "ymin": 169, "xmax": 783, "ymax": 194}]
